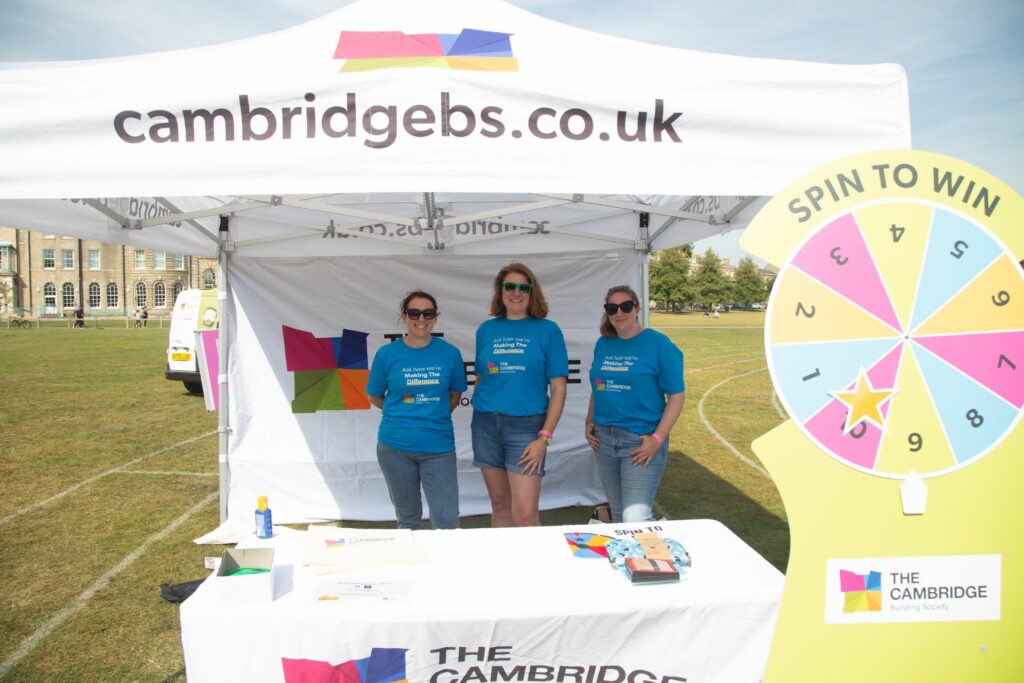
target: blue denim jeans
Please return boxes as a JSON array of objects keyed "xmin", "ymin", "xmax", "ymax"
[
  {"xmin": 376, "ymin": 443, "xmax": 460, "ymax": 530},
  {"xmin": 593, "ymin": 424, "xmax": 668, "ymax": 523},
  {"xmin": 471, "ymin": 411, "xmax": 547, "ymax": 476}
]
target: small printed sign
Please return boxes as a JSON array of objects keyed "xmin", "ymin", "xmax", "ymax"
[{"xmin": 825, "ymin": 555, "xmax": 1001, "ymax": 623}]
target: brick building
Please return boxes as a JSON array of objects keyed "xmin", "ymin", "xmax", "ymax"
[{"xmin": 0, "ymin": 226, "xmax": 217, "ymax": 317}]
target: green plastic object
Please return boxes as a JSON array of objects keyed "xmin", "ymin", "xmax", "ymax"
[{"xmin": 224, "ymin": 566, "xmax": 271, "ymax": 576}]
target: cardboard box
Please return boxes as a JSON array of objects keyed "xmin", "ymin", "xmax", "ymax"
[{"xmin": 215, "ymin": 547, "xmax": 276, "ymax": 607}]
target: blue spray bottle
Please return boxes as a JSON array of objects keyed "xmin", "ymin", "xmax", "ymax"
[{"xmin": 255, "ymin": 496, "xmax": 273, "ymax": 539}]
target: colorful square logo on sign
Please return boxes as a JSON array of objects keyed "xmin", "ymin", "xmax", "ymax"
[
  {"xmin": 595, "ymin": 378, "xmax": 606, "ymax": 391},
  {"xmin": 840, "ymin": 569, "xmax": 883, "ymax": 612},
  {"xmin": 487, "ymin": 362, "xmax": 500, "ymax": 374},
  {"xmin": 334, "ymin": 29, "xmax": 517, "ymax": 72},
  {"xmin": 282, "ymin": 325, "xmax": 371, "ymax": 413}
]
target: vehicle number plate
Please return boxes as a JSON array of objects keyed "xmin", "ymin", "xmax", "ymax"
[{"xmin": 172, "ymin": 353, "xmax": 192, "ymax": 361}]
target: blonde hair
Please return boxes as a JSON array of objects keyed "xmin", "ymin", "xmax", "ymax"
[
  {"xmin": 600, "ymin": 285, "xmax": 640, "ymax": 338},
  {"xmin": 490, "ymin": 262, "xmax": 549, "ymax": 318}
]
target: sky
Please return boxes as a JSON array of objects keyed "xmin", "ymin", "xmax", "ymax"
[{"xmin": 1, "ymin": 0, "xmax": 1021, "ymax": 263}]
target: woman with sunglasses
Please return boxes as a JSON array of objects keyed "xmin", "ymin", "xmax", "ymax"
[
  {"xmin": 585, "ymin": 285, "xmax": 685, "ymax": 523},
  {"xmin": 367, "ymin": 291, "xmax": 467, "ymax": 530},
  {"xmin": 472, "ymin": 263, "xmax": 568, "ymax": 527}
]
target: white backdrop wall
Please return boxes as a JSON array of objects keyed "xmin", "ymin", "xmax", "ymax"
[{"xmin": 226, "ymin": 249, "xmax": 639, "ymax": 522}]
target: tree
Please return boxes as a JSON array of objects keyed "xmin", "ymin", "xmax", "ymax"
[
  {"xmin": 692, "ymin": 248, "xmax": 731, "ymax": 310},
  {"xmin": 732, "ymin": 257, "xmax": 767, "ymax": 306},
  {"xmin": 0, "ymin": 278, "xmax": 10, "ymax": 314},
  {"xmin": 649, "ymin": 246, "xmax": 691, "ymax": 311}
]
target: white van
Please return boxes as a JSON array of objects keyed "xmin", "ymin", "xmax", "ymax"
[{"xmin": 165, "ymin": 289, "xmax": 220, "ymax": 393}]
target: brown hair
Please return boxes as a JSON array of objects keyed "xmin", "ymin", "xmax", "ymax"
[
  {"xmin": 600, "ymin": 285, "xmax": 640, "ymax": 338},
  {"xmin": 490, "ymin": 262, "xmax": 549, "ymax": 318},
  {"xmin": 400, "ymin": 290, "xmax": 438, "ymax": 316}
]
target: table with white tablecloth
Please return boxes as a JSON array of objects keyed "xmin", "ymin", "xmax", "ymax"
[{"xmin": 180, "ymin": 519, "xmax": 784, "ymax": 683}]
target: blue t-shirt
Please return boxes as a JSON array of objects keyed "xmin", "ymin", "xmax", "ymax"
[
  {"xmin": 366, "ymin": 337, "xmax": 468, "ymax": 453},
  {"xmin": 472, "ymin": 317, "xmax": 569, "ymax": 416},
  {"xmin": 590, "ymin": 328, "xmax": 685, "ymax": 435}
]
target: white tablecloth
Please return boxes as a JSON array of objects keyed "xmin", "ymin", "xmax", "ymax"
[{"xmin": 181, "ymin": 519, "xmax": 783, "ymax": 683}]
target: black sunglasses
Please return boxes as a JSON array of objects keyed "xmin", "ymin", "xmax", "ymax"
[
  {"xmin": 502, "ymin": 282, "xmax": 533, "ymax": 294},
  {"xmin": 406, "ymin": 308, "xmax": 437, "ymax": 320},
  {"xmin": 604, "ymin": 301, "xmax": 638, "ymax": 315}
]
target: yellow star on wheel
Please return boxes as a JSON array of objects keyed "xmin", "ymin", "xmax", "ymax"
[{"xmin": 831, "ymin": 369, "xmax": 898, "ymax": 434}]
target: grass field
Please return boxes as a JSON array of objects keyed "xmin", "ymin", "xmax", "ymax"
[{"xmin": 0, "ymin": 310, "xmax": 786, "ymax": 680}]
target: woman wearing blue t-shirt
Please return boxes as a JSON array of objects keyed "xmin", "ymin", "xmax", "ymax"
[
  {"xmin": 367, "ymin": 291, "xmax": 467, "ymax": 530},
  {"xmin": 585, "ymin": 285, "xmax": 685, "ymax": 523},
  {"xmin": 472, "ymin": 263, "xmax": 568, "ymax": 527}
]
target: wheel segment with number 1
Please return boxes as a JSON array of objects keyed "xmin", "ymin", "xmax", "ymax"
[{"xmin": 767, "ymin": 200, "xmax": 1024, "ymax": 478}]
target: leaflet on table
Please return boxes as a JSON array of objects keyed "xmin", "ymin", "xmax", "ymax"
[
  {"xmin": 313, "ymin": 578, "xmax": 411, "ymax": 602},
  {"xmin": 302, "ymin": 526, "xmax": 431, "ymax": 574}
]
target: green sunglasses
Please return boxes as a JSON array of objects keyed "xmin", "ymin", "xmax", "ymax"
[{"xmin": 502, "ymin": 281, "xmax": 534, "ymax": 294}]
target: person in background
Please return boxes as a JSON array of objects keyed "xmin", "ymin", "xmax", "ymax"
[
  {"xmin": 367, "ymin": 291, "xmax": 467, "ymax": 530},
  {"xmin": 472, "ymin": 263, "xmax": 567, "ymax": 527},
  {"xmin": 585, "ymin": 285, "xmax": 685, "ymax": 523},
  {"xmin": 73, "ymin": 307, "xmax": 84, "ymax": 328}
]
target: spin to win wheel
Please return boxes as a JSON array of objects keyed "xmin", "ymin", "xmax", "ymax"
[{"xmin": 767, "ymin": 200, "xmax": 1024, "ymax": 479}]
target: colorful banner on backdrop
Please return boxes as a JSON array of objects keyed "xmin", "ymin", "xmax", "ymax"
[
  {"xmin": 740, "ymin": 150, "xmax": 1023, "ymax": 681},
  {"xmin": 224, "ymin": 250, "xmax": 639, "ymax": 524}
]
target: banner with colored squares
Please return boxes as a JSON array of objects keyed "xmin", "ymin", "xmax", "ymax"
[
  {"xmin": 334, "ymin": 29, "xmax": 517, "ymax": 72},
  {"xmin": 282, "ymin": 647, "xmax": 407, "ymax": 683},
  {"xmin": 282, "ymin": 325, "xmax": 371, "ymax": 413},
  {"xmin": 840, "ymin": 569, "xmax": 882, "ymax": 613}
]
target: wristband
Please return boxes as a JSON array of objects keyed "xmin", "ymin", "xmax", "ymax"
[
  {"xmin": 538, "ymin": 430, "xmax": 553, "ymax": 439},
  {"xmin": 650, "ymin": 432, "xmax": 664, "ymax": 445}
]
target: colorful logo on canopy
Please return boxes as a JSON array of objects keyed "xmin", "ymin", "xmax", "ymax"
[
  {"xmin": 282, "ymin": 647, "xmax": 407, "ymax": 683},
  {"xmin": 594, "ymin": 378, "xmax": 606, "ymax": 391},
  {"xmin": 334, "ymin": 29, "xmax": 517, "ymax": 72},
  {"xmin": 840, "ymin": 569, "xmax": 883, "ymax": 612},
  {"xmin": 282, "ymin": 325, "xmax": 371, "ymax": 413}
]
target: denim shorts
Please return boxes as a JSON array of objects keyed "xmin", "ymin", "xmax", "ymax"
[{"xmin": 471, "ymin": 411, "xmax": 547, "ymax": 476}]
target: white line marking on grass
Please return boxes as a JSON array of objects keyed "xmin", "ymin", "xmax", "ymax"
[
  {"xmin": 688, "ymin": 356, "xmax": 762, "ymax": 374},
  {"xmin": 0, "ymin": 492, "xmax": 218, "ymax": 680},
  {"xmin": 697, "ymin": 367, "xmax": 771, "ymax": 478},
  {"xmin": 686, "ymin": 352, "xmax": 760, "ymax": 365},
  {"xmin": 656, "ymin": 325, "xmax": 763, "ymax": 330},
  {"xmin": 770, "ymin": 392, "xmax": 788, "ymax": 421},
  {"xmin": 0, "ymin": 431, "xmax": 217, "ymax": 528},
  {"xmin": 118, "ymin": 470, "xmax": 218, "ymax": 478}
]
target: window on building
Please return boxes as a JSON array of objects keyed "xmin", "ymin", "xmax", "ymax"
[
  {"xmin": 154, "ymin": 281, "xmax": 166, "ymax": 307},
  {"xmin": 62, "ymin": 282, "xmax": 76, "ymax": 308},
  {"xmin": 172, "ymin": 253, "xmax": 184, "ymax": 270},
  {"xmin": 0, "ymin": 245, "xmax": 10, "ymax": 272},
  {"xmin": 135, "ymin": 282, "xmax": 147, "ymax": 308},
  {"xmin": 88, "ymin": 249, "xmax": 100, "ymax": 269},
  {"xmin": 134, "ymin": 250, "xmax": 146, "ymax": 269},
  {"xmin": 106, "ymin": 282, "xmax": 118, "ymax": 308},
  {"xmin": 44, "ymin": 282, "xmax": 56, "ymax": 307},
  {"xmin": 172, "ymin": 281, "xmax": 183, "ymax": 301},
  {"xmin": 43, "ymin": 248, "xmax": 56, "ymax": 269},
  {"xmin": 88, "ymin": 282, "xmax": 101, "ymax": 308},
  {"xmin": 154, "ymin": 251, "xmax": 166, "ymax": 269},
  {"xmin": 203, "ymin": 269, "xmax": 216, "ymax": 288},
  {"xmin": 62, "ymin": 249, "xmax": 74, "ymax": 269}
]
